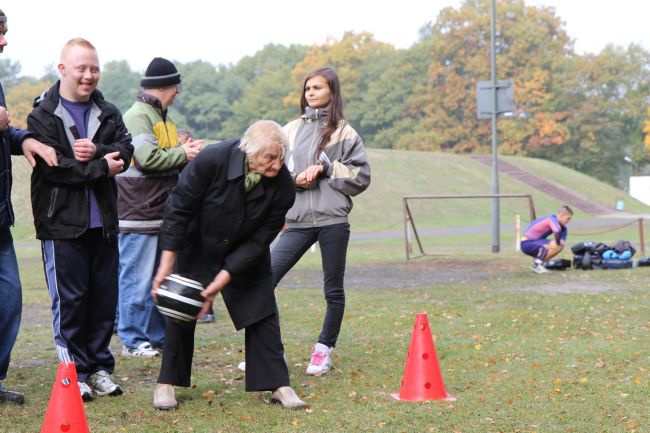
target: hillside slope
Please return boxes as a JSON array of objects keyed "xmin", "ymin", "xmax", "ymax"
[{"xmin": 9, "ymin": 150, "xmax": 648, "ymax": 240}]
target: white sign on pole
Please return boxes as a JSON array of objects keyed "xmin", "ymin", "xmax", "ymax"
[{"xmin": 629, "ymin": 176, "xmax": 650, "ymax": 206}]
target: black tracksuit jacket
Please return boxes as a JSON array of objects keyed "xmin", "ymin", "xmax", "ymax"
[{"xmin": 27, "ymin": 82, "xmax": 133, "ymax": 240}]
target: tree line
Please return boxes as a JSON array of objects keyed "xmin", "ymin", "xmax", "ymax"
[{"xmin": 3, "ymin": 0, "xmax": 650, "ymax": 187}]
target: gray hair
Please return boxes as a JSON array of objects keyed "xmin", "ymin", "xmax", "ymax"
[{"xmin": 239, "ymin": 120, "xmax": 288, "ymax": 159}]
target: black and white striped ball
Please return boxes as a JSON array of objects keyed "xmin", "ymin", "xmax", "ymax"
[{"xmin": 155, "ymin": 274, "xmax": 205, "ymax": 322}]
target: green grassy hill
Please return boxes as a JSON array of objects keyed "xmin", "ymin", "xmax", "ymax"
[
  {"xmin": 349, "ymin": 150, "xmax": 649, "ymax": 233},
  {"xmin": 9, "ymin": 150, "xmax": 649, "ymax": 241}
]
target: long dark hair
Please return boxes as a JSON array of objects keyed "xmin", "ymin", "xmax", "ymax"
[{"xmin": 299, "ymin": 67, "xmax": 344, "ymax": 156}]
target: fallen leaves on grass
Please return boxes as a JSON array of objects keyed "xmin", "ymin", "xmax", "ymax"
[{"xmin": 201, "ymin": 389, "xmax": 216, "ymax": 401}]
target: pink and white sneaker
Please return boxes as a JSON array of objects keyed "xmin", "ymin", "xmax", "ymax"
[{"xmin": 305, "ymin": 343, "xmax": 332, "ymax": 375}]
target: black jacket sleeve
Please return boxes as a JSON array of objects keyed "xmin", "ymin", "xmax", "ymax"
[
  {"xmin": 27, "ymin": 109, "xmax": 133, "ymax": 185},
  {"xmin": 223, "ymin": 171, "xmax": 295, "ymax": 275},
  {"xmin": 158, "ymin": 149, "xmax": 215, "ymax": 252},
  {"xmin": 93, "ymin": 111, "xmax": 134, "ymax": 167}
]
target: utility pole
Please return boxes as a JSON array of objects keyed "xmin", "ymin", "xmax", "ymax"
[
  {"xmin": 477, "ymin": 1, "xmax": 513, "ymax": 254},
  {"xmin": 489, "ymin": 0, "xmax": 500, "ymax": 253}
]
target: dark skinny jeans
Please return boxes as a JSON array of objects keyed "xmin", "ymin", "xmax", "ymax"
[{"xmin": 271, "ymin": 223, "xmax": 350, "ymax": 348}]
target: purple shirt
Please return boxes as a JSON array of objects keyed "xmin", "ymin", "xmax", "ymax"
[
  {"xmin": 524, "ymin": 214, "xmax": 567, "ymax": 243},
  {"xmin": 61, "ymin": 97, "xmax": 102, "ymax": 229}
]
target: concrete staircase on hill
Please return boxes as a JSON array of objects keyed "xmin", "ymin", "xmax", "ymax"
[{"xmin": 472, "ymin": 155, "xmax": 611, "ymax": 216}]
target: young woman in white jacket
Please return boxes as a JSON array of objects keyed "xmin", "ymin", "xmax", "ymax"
[{"xmin": 273, "ymin": 67, "xmax": 371, "ymax": 375}]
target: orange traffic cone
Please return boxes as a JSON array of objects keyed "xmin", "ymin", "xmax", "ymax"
[
  {"xmin": 41, "ymin": 362, "xmax": 89, "ymax": 433},
  {"xmin": 392, "ymin": 313, "xmax": 456, "ymax": 401}
]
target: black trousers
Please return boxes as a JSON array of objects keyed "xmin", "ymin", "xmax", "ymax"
[
  {"xmin": 41, "ymin": 229, "xmax": 118, "ymax": 382},
  {"xmin": 158, "ymin": 311, "xmax": 289, "ymax": 392},
  {"xmin": 272, "ymin": 223, "xmax": 350, "ymax": 347}
]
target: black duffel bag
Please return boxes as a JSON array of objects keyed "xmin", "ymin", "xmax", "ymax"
[
  {"xmin": 545, "ymin": 258, "xmax": 572, "ymax": 270},
  {"xmin": 600, "ymin": 259, "xmax": 633, "ymax": 269}
]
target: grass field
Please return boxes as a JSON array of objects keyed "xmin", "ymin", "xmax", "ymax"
[
  {"xmin": 1, "ymin": 239, "xmax": 648, "ymax": 433},
  {"xmin": 3, "ymin": 149, "xmax": 648, "ymax": 432},
  {"xmin": 10, "ymin": 150, "xmax": 650, "ymax": 242}
]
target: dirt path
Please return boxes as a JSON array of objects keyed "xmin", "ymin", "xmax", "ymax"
[
  {"xmin": 278, "ymin": 259, "xmax": 507, "ymax": 290},
  {"xmin": 278, "ymin": 259, "xmax": 622, "ymax": 295},
  {"xmin": 21, "ymin": 257, "xmax": 624, "ymax": 332}
]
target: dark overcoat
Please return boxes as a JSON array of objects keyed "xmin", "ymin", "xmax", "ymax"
[{"xmin": 158, "ymin": 140, "xmax": 295, "ymax": 329}]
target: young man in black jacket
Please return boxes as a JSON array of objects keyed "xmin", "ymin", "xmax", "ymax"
[{"xmin": 27, "ymin": 38, "xmax": 133, "ymax": 402}]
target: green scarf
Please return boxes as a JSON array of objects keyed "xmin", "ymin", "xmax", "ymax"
[{"xmin": 243, "ymin": 157, "xmax": 261, "ymax": 193}]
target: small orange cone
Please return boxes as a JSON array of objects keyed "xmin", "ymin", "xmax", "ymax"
[
  {"xmin": 41, "ymin": 362, "xmax": 89, "ymax": 433},
  {"xmin": 392, "ymin": 313, "xmax": 456, "ymax": 401}
]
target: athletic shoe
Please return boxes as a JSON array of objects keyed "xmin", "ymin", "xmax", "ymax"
[
  {"xmin": 78, "ymin": 381, "xmax": 93, "ymax": 402},
  {"xmin": 122, "ymin": 342, "xmax": 160, "ymax": 357},
  {"xmin": 0, "ymin": 386, "xmax": 25, "ymax": 405},
  {"xmin": 305, "ymin": 343, "xmax": 332, "ymax": 375},
  {"xmin": 531, "ymin": 260, "xmax": 549, "ymax": 274},
  {"xmin": 88, "ymin": 370, "xmax": 122, "ymax": 396},
  {"xmin": 197, "ymin": 313, "xmax": 215, "ymax": 324}
]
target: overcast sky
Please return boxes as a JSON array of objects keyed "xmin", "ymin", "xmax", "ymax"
[{"xmin": 2, "ymin": 0, "xmax": 648, "ymax": 78}]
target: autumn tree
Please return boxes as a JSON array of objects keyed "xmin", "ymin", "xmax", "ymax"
[
  {"xmin": 219, "ymin": 44, "xmax": 308, "ymax": 137},
  {"xmin": 286, "ymin": 32, "xmax": 395, "ymax": 134},
  {"xmin": 356, "ymin": 42, "xmax": 431, "ymax": 148},
  {"xmin": 169, "ymin": 60, "xmax": 240, "ymax": 139},
  {"xmin": 645, "ymin": 107, "xmax": 650, "ymax": 151},
  {"xmin": 541, "ymin": 45, "xmax": 650, "ymax": 183},
  {"xmin": 5, "ymin": 78, "xmax": 54, "ymax": 129},
  {"xmin": 0, "ymin": 58, "xmax": 21, "ymax": 89},
  {"xmin": 392, "ymin": 0, "xmax": 573, "ymax": 154},
  {"xmin": 99, "ymin": 60, "xmax": 140, "ymax": 113}
]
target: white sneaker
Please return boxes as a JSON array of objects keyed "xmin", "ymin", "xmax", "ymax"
[
  {"xmin": 197, "ymin": 313, "xmax": 215, "ymax": 324},
  {"xmin": 122, "ymin": 342, "xmax": 160, "ymax": 357},
  {"xmin": 78, "ymin": 381, "xmax": 93, "ymax": 402},
  {"xmin": 88, "ymin": 370, "xmax": 122, "ymax": 396},
  {"xmin": 305, "ymin": 343, "xmax": 332, "ymax": 375},
  {"xmin": 531, "ymin": 259, "xmax": 549, "ymax": 274}
]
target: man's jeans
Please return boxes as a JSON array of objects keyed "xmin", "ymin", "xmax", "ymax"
[
  {"xmin": 117, "ymin": 233, "xmax": 165, "ymax": 348},
  {"xmin": 0, "ymin": 228, "xmax": 21, "ymax": 381}
]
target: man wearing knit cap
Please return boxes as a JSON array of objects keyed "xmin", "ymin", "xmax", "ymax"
[
  {"xmin": 116, "ymin": 57, "xmax": 202, "ymax": 358},
  {"xmin": 0, "ymin": 7, "xmax": 59, "ymax": 405}
]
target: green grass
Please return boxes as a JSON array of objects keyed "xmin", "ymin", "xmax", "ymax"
[
  {"xmin": 10, "ymin": 150, "xmax": 650, "ymax": 242},
  {"xmin": 1, "ymin": 240, "xmax": 648, "ymax": 433},
  {"xmin": 5, "ymin": 149, "xmax": 649, "ymax": 431},
  {"xmin": 504, "ymin": 155, "xmax": 650, "ymax": 215}
]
